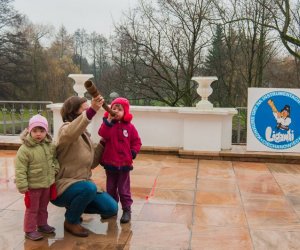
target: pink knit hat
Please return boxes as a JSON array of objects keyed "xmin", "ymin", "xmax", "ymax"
[
  {"xmin": 104, "ymin": 97, "xmax": 133, "ymax": 122},
  {"xmin": 28, "ymin": 114, "xmax": 48, "ymax": 132}
]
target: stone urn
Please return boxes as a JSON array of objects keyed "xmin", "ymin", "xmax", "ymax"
[
  {"xmin": 68, "ymin": 74, "xmax": 94, "ymax": 97},
  {"xmin": 192, "ymin": 76, "xmax": 218, "ymax": 110}
]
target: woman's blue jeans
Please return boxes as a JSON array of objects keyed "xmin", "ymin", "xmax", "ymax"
[{"xmin": 51, "ymin": 181, "xmax": 118, "ymax": 224}]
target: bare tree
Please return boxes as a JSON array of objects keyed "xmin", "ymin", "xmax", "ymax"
[
  {"xmin": 257, "ymin": 0, "xmax": 300, "ymax": 59},
  {"xmin": 211, "ymin": 0, "xmax": 277, "ymax": 106},
  {"xmin": 88, "ymin": 32, "xmax": 109, "ymax": 84},
  {"xmin": 22, "ymin": 23, "xmax": 53, "ymax": 99},
  {"xmin": 109, "ymin": 32, "xmax": 136, "ymax": 99},
  {"xmin": 115, "ymin": 0, "xmax": 215, "ymax": 106},
  {"xmin": 73, "ymin": 28, "xmax": 88, "ymax": 71},
  {"xmin": 262, "ymin": 0, "xmax": 300, "ymax": 86},
  {"xmin": 50, "ymin": 25, "xmax": 73, "ymax": 59}
]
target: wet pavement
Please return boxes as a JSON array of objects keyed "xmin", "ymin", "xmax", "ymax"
[{"xmin": 1, "ymin": 150, "xmax": 300, "ymax": 249}]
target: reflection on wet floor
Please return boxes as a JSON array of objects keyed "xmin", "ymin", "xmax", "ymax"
[{"xmin": 1, "ymin": 150, "xmax": 300, "ymax": 249}]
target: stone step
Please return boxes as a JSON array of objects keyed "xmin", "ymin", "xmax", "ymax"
[{"xmin": 1, "ymin": 136, "xmax": 299, "ymax": 164}]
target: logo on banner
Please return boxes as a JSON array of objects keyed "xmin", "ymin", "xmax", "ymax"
[{"xmin": 250, "ymin": 91, "xmax": 300, "ymax": 149}]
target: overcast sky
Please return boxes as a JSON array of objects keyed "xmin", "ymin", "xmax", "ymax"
[{"xmin": 12, "ymin": 0, "xmax": 139, "ymax": 36}]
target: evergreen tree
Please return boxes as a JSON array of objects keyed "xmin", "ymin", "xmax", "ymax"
[{"xmin": 204, "ymin": 24, "xmax": 228, "ymax": 107}]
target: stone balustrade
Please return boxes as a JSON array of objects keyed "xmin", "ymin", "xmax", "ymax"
[{"xmin": 47, "ymin": 103, "xmax": 237, "ymax": 152}]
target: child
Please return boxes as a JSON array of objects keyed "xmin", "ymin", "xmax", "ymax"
[
  {"xmin": 275, "ymin": 105, "xmax": 291, "ymax": 131},
  {"xmin": 268, "ymin": 99, "xmax": 291, "ymax": 131},
  {"xmin": 15, "ymin": 114, "xmax": 60, "ymax": 240},
  {"xmin": 98, "ymin": 97, "xmax": 142, "ymax": 223}
]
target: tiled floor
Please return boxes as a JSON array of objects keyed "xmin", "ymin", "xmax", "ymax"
[{"xmin": 1, "ymin": 150, "xmax": 300, "ymax": 249}]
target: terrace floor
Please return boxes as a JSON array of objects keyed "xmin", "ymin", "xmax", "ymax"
[{"xmin": 1, "ymin": 149, "xmax": 300, "ymax": 250}]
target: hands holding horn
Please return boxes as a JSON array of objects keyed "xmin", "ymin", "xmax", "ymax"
[
  {"xmin": 84, "ymin": 80, "xmax": 116, "ymax": 116},
  {"xmin": 90, "ymin": 95, "xmax": 105, "ymax": 112}
]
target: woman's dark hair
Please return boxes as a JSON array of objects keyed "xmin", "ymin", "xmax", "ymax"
[{"xmin": 60, "ymin": 96, "xmax": 87, "ymax": 122}]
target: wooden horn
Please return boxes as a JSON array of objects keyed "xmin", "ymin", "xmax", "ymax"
[{"xmin": 84, "ymin": 80, "xmax": 116, "ymax": 116}]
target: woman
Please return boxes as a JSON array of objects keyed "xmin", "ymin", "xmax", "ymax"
[{"xmin": 51, "ymin": 95, "xmax": 118, "ymax": 237}]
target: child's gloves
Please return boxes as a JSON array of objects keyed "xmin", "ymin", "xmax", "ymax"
[
  {"xmin": 24, "ymin": 191, "xmax": 30, "ymax": 208},
  {"xmin": 131, "ymin": 150, "xmax": 137, "ymax": 159},
  {"xmin": 100, "ymin": 139, "xmax": 106, "ymax": 147},
  {"xmin": 50, "ymin": 183, "xmax": 57, "ymax": 201}
]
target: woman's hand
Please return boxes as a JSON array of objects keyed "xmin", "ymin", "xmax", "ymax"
[{"xmin": 91, "ymin": 95, "xmax": 104, "ymax": 112}]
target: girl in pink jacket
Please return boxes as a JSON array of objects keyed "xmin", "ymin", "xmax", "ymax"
[{"xmin": 98, "ymin": 97, "xmax": 142, "ymax": 223}]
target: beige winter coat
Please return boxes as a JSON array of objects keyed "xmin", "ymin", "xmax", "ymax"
[{"xmin": 55, "ymin": 111, "xmax": 103, "ymax": 196}]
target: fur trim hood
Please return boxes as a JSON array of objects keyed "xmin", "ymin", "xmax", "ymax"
[{"xmin": 20, "ymin": 128, "xmax": 53, "ymax": 147}]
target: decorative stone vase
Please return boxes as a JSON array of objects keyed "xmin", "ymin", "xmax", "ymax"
[
  {"xmin": 68, "ymin": 74, "xmax": 94, "ymax": 97},
  {"xmin": 192, "ymin": 76, "xmax": 218, "ymax": 110}
]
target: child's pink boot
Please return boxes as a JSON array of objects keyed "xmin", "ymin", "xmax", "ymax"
[
  {"xmin": 25, "ymin": 231, "xmax": 43, "ymax": 241},
  {"xmin": 37, "ymin": 225, "xmax": 55, "ymax": 234}
]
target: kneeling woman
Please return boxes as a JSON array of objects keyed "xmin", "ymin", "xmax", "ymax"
[{"xmin": 52, "ymin": 95, "xmax": 118, "ymax": 237}]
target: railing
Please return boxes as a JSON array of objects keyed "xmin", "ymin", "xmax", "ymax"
[
  {"xmin": 0, "ymin": 101, "xmax": 53, "ymax": 135},
  {"xmin": 0, "ymin": 101, "xmax": 248, "ymax": 144},
  {"xmin": 232, "ymin": 107, "xmax": 247, "ymax": 144}
]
